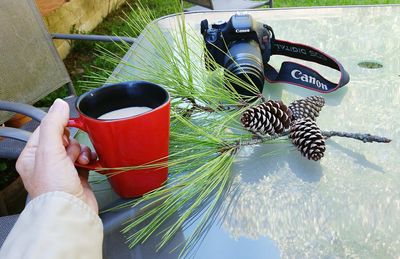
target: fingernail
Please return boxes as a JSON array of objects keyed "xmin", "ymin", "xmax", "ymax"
[
  {"xmin": 81, "ymin": 154, "xmax": 89, "ymax": 163},
  {"xmin": 49, "ymin": 99, "xmax": 65, "ymax": 113},
  {"xmin": 62, "ymin": 135, "xmax": 70, "ymax": 146}
]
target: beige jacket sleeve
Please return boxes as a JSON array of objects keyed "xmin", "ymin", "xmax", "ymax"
[{"xmin": 0, "ymin": 191, "xmax": 103, "ymax": 259}]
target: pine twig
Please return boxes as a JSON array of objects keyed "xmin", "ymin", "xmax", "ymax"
[
  {"xmin": 321, "ymin": 130, "xmax": 392, "ymax": 143},
  {"xmin": 258, "ymin": 93, "xmax": 267, "ymax": 103},
  {"xmin": 223, "ymin": 130, "xmax": 391, "ymax": 153},
  {"xmin": 242, "ymin": 132, "xmax": 289, "ymax": 146},
  {"xmin": 219, "ymin": 132, "xmax": 289, "ymax": 153},
  {"xmin": 184, "ymin": 99, "xmax": 248, "ymax": 113},
  {"xmin": 192, "ymin": 103, "xmax": 216, "ymax": 112}
]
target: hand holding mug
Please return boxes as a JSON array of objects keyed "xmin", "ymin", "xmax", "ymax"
[{"xmin": 16, "ymin": 99, "xmax": 99, "ymax": 213}]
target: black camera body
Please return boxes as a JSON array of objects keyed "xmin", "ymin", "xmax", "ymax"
[{"xmin": 201, "ymin": 13, "xmax": 274, "ymax": 96}]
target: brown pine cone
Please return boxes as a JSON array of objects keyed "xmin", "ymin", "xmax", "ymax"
[
  {"xmin": 289, "ymin": 118, "xmax": 326, "ymax": 161},
  {"xmin": 288, "ymin": 96, "xmax": 325, "ymax": 121},
  {"xmin": 241, "ymin": 100, "xmax": 292, "ymax": 135}
]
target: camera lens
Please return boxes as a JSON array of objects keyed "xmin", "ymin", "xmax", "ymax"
[{"xmin": 224, "ymin": 39, "xmax": 264, "ymax": 96}]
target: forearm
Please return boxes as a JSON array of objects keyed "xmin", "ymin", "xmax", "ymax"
[{"xmin": 0, "ymin": 191, "xmax": 103, "ymax": 259}]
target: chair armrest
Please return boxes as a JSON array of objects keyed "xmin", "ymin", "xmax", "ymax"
[
  {"xmin": 51, "ymin": 33, "xmax": 135, "ymax": 44},
  {"xmin": 0, "ymin": 101, "xmax": 46, "ymax": 122},
  {"xmin": 0, "ymin": 127, "xmax": 31, "ymax": 142}
]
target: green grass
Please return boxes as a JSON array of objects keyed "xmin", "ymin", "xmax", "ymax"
[
  {"xmin": 36, "ymin": 0, "xmax": 184, "ymax": 107},
  {"xmin": 35, "ymin": 0, "xmax": 400, "ymax": 107}
]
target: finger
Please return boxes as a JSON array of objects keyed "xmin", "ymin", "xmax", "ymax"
[
  {"xmin": 16, "ymin": 127, "xmax": 41, "ymax": 175},
  {"xmin": 77, "ymin": 145, "xmax": 91, "ymax": 165},
  {"xmin": 24, "ymin": 126, "xmax": 41, "ymax": 150},
  {"xmin": 38, "ymin": 99, "xmax": 70, "ymax": 153},
  {"xmin": 64, "ymin": 128, "xmax": 70, "ymax": 139},
  {"xmin": 62, "ymin": 128, "xmax": 71, "ymax": 147},
  {"xmin": 66, "ymin": 139, "xmax": 81, "ymax": 162},
  {"xmin": 90, "ymin": 151, "xmax": 98, "ymax": 161},
  {"xmin": 62, "ymin": 136, "xmax": 69, "ymax": 147}
]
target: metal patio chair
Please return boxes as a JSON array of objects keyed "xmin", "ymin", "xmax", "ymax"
[
  {"xmin": 0, "ymin": 0, "xmax": 134, "ymax": 248},
  {"xmin": 0, "ymin": 0, "xmax": 134, "ymax": 159}
]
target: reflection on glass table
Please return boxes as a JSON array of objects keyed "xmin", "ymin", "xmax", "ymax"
[{"xmin": 84, "ymin": 5, "xmax": 400, "ymax": 259}]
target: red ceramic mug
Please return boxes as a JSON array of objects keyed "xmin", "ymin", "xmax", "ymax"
[{"xmin": 68, "ymin": 81, "xmax": 170, "ymax": 198}]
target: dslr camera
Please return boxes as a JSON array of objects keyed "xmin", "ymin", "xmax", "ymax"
[{"xmin": 201, "ymin": 13, "xmax": 274, "ymax": 96}]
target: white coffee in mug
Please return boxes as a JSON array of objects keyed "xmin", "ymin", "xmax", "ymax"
[{"xmin": 98, "ymin": 106, "xmax": 152, "ymax": 120}]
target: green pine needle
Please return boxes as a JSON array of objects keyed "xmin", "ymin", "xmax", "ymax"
[{"xmin": 84, "ymin": 1, "xmax": 283, "ymax": 257}]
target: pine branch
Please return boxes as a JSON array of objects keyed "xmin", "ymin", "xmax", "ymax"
[
  {"xmin": 225, "ymin": 130, "xmax": 391, "ymax": 153},
  {"xmin": 219, "ymin": 132, "xmax": 288, "ymax": 153},
  {"xmin": 192, "ymin": 103, "xmax": 216, "ymax": 112},
  {"xmin": 184, "ymin": 99, "xmax": 249, "ymax": 113},
  {"xmin": 321, "ymin": 130, "xmax": 392, "ymax": 143},
  {"xmin": 184, "ymin": 97, "xmax": 391, "ymax": 145},
  {"xmin": 258, "ymin": 93, "xmax": 267, "ymax": 103},
  {"xmin": 240, "ymin": 132, "xmax": 289, "ymax": 147}
]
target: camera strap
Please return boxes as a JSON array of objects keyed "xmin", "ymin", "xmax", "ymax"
[{"xmin": 264, "ymin": 39, "xmax": 350, "ymax": 93}]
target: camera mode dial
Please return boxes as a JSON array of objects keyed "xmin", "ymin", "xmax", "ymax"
[{"xmin": 200, "ymin": 19, "xmax": 209, "ymax": 34}]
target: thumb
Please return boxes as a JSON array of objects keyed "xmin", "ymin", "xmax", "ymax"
[{"xmin": 38, "ymin": 99, "xmax": 70, "ymax": 151}]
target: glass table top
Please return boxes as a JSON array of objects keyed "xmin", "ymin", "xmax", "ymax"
[{"xmin": 102, "ymin": 5, "xmax": 400, "ymax": 258}]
